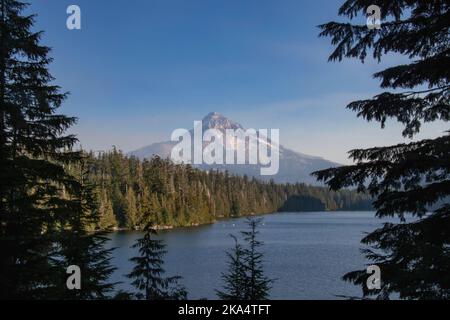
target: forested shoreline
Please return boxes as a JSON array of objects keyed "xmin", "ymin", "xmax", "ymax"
[{"xmin": 82, "ymin": 149, "xmax": 373, "ymax": 231}]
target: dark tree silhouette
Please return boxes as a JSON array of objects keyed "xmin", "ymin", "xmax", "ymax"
[
  {"xmin": 241, "ymin": 218, "xmax": 272, "ymax": 300},
  {"xmin": 54, "ymin": 157, "xmax": 117, "ymax": 299},
  {"xmin": 0, "ymin": 0, "xmax": 81, "ymax": 299},
  {"xmin": 127, "ymin": 222, "xmax": 186, "ymax": 300},
  {"xmin": 216, "ymin": 235, "xmax": 247, "ymax": 300},
  {"xmin": 314, "ymin": 0, "xmax": 449, "ymax": 299},
  {"xmin": 218, "ymin": 218, "xmax": 273, "ymax": 300}
]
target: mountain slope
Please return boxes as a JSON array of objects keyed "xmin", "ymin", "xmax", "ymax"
[{"xmin": 128, "ymin": 112, "xmax": 341, "ymax": 184}]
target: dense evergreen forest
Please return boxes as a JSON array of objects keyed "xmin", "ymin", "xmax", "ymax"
[{"xmin": 83, "ymin": 149, "xmax": 373, "ymax": 230}]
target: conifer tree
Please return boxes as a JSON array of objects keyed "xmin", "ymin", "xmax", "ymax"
[
  {"xmin": 218, "ymin": 218, "xmax": 273, "ymax": 300},
  {"xmin": 97, "ymin": 189, "xmax": 117, "ymax": 230},
  {"xmin": 0, "ymin": 0, "xmax": 80, "ymax": 299},
  {"xmin": 127, "ymin": 222, "xmax": 186, "ymax": 300},
  {"xmin": 216, "ymin": 235, "xmax": 247, "ymax": 300},
  {"xmin": 125, "ymin": 186, "xmax": 138, "ymax": 230},
  {"xmin": 82, "ymin": 151, "xmax": 373, "ymax": 231},
  {"xmin": 241, "ymin": 217, "xmax": 272, "ymax": 300},
  {"xmin": 314, "ymin": 0, "xmax": 450, "ymax": 299},
  {"xmin": 54, "ymin": 157, "xmax": 117, "ymax": 299}
]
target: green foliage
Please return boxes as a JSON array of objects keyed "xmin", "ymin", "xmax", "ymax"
[
  {"xmin": 52, "ymin": 157, "xmax": 117, "ymax": 299},
  {"xmin": 0, "ymin": 0, "xmax": 81, "ymax": 299},
  {"xmin": 216, "ymin": 235, "xmax": 247, "ymax": 300},
  {"xmin": 127, "ymin": 222, "xmax": 186, "ymax": 300},
  {"xmin": 83, "ymin": 152, "xmax": 373, "ymax": 230},
  {"xmin": 241, "ymin": 218, "xmax": 273, "ymax": 300},
  {"xmin": 97, "ymin": 189, "xmax": 117, "ymax": 230},
  {"xmin": 217, "ymin": 218, "xmax": 273, "ymax": 300},
  {"xmin": 0, "ymin": 1, "xmax": 118, "ymax": 299},
  {"xmin": 315, "ymin": 0, "xmax": 450, "ymax": 299},
  {"xmin": 125, "ymin": 186, "xmax": 139, "ymax": 230}
]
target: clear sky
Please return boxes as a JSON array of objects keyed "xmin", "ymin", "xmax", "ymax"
[{"xmin": 28, "ymin": 0, "xmax": 446, "ymax": 164}]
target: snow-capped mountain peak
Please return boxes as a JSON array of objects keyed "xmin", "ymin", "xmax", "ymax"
[
  {"xmin": 129, "ymin": 112, "xmax": 341, "ymax": 184},
  {"xmin": 201, "ymin": 112, "xmax": 244, "ymax": 131}
]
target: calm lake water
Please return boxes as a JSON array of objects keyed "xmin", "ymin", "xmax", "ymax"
[{"xmin": 108, "ymin": 211, "xmax": 397, "ymax": 300}]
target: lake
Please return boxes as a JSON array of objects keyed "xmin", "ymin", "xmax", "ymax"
[{"xmin": 108, "ymin": 211, "xmax": 396, "ymax": 299}]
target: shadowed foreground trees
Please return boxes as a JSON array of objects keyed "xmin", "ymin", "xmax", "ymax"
[
  {"xmin": 127, "ymin": 222, "xmax": 187, "ymax": 300},
  {"xmin": 0, "ymin": 0, "xmax": 117, "ymax": 299},
  {"xmin": 217, "ymin": 235, "xmax": 247, "ymax": 299},
  {"xmin": 315, "ymin": 0, "xmax": 449, "ymax": 299},
  {"xmin": 53, "ymin": 157, "xmax": 117, "ymax": 299},
  {"xmin": 0, "ymin": 0, "xmax": 81, "ymax": 298},
  {"xmin": 217, "ymin": 218, "xmax": 273, "ymax": 300}
]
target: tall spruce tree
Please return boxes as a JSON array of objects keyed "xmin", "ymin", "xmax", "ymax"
[
  {"xmin": 97, "ymin": 189, "xmax": 117, "ymax": 230},
  {"xmin": 125, "ymin": 186, "xmax": 138, "ymax": 230},
  {"xmin": 314, "ymin": 0, "xmax": 450, "ymax": 299},
  {"xmin": 54, "ymin": 157, "xmax": 117, "ymax": 299},
  {"xmin": 218, "ymin": 218, "xmax": 272, "ymax": 300},
  {"xmin": 127, "ymin": 222, "xmax": 186, "ymax": 300},
  {"xmin": 241, "ymin": 217, "xmax": 272, "ymax": 300},
  {"xmin": 0, "ymin": 0, "xmax": 81, "ymax": 299},
  {"xmin": 216, "ymin": 235, "xmax": 247, "ymax": 300}
]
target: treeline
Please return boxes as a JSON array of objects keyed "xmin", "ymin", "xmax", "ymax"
[{"xmin": 83, "ymin": 149, "xmax": 373, "ymax": 230}]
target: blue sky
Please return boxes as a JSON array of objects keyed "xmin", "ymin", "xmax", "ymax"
[{"xmin": 29, "ymin": 0, "xmax": 446, "ymax": 164}]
